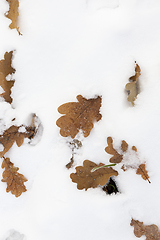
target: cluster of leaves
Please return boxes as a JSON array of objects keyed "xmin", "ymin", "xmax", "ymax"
[
  {"xmin": 125, "ymin": 62, "xmax": 141, "ymax": 106},
  {"xmin": 0, "ymin": 120, "xmax": 38, "ymax": 197},
  {"xmin": 56, "ymin": 95, "xmax": 151, "ymax": 193},
  {"xmin": 131, "ymin": 219, "xmax": 160, "ymax": 240},
  {"xmin": 105, "ymin": 137, "xmax": 151, "ymax": 183},
  {"xmin": 5, "ymin": 0, "xmax": 21, "ymax": 35},
  {"xmin": 0, "ymin": 52, "xmax": 41, "ymax": 197}
]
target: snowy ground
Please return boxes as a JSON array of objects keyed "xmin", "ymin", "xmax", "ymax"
[{"xmin": 0, "ymin": 0, "xmax": 160, "ymax": 239}]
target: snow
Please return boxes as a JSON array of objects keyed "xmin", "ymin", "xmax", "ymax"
[{"xmin": 0, "ymin": 0, "xmax": 160, "ymax": 239}]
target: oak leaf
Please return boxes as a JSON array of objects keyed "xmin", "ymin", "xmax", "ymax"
[
  {"xmin": 130, "ymin": 218, "xmax": 160, "ymax": 240},
  {"xmin": 1, "ymin": 157, "xmax": 27, "ymax": 197},
  {"xmin": 70, "ymin": 160, "xmax": 118, "ymax": 190},
  {"xmin": 105, "ymin": 137, "xmax": 151, "ymax": 183},
  {"xmin": 5, "ymin": 0, "xmax": 21, "ymax": 35},
  {"xmin": 105, "ymin": 137, "xmax": 123, "ymax": 163},
  {"xmin": 0, "ymin": 51, "xmax": 15, "ymax": 103},
  {"xmin": 125, "ymin": 62, "xmax": 141, "ymax": 106},
  {"xmin": 0, "ymin": 125, "xmax": 36, "ymax": 158},
  {"xmin": 136, "ymin": 164, "xmax": 151, "ymax": 183},
  {"xmin": 56, "ymin": 95, "xmax": 102, "ymax": 138}
]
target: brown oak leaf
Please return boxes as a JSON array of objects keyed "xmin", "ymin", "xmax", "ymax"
[
  {"xmin": 131, "ymin": 218, "xmax": 160, "ymax": 240},
  {"xmin": 0, "ymin": 51, "xmax": 15, "ymax": 103},
  {"xmin": 1, "ymin": 157, "xmax": 27, "ymax": 197},
  {"xmin": 105, "ymin": 137, "xmax": 123, "ymax": 163},
  {"xmin": 5, "ymin": 0, "xmax": 21, "ymax": 35},
  {"xmin": 56, "ymin": 95, "xmax": 102, "ymax": 138},
  {"xmin": 70, "ymin": 160, "xmax": 118, "ymax": 190},
  {"xmin": 125, "ymin": 62, "xmax": 141, "ymax": 106},
  {"xmin": 105, "ymin": 137, "xmax": 151, "ymax": 183},
  {"xmin": 0, "ymin": 125, "xmax": 36, "ymax": 158},
  {"xmin": 136, "ymin": 164, "xmax": 151, "ymax": 183}
]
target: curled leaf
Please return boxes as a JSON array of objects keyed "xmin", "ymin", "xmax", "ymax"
[
  {"xmin": 70, "ymin": 160, "xmax": 118, "ymax": 190},
  {"xmin": 1, "ymin": 157, "xmax": 27, "ymax": 197},
  {"xmin": 56, "ymin": 95, "xmax": 102, "ymax": 138},
  {"xmin": 5, "ymin": 0, "xmax": 21, "ymax": 35},
  {"xmin": 125, "ymin": 62, "xmax": 141, "ymax": 106},
  {"xmin": 0, "ymin": 51, "xmax": 15, "ymax": 103}
]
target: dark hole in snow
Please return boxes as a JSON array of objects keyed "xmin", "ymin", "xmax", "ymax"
[{"xmin": 102, "ymin": 177, "xmax": 119, "ymax": 195}]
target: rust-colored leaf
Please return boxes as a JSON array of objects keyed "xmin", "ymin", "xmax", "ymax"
[
  {"xmin": 125, "ymin": 62, "xmax": 141, "ymax": 106},
  {"xmin": 0, "ymin": 51, "xmax": 15, "ymax": 103},
  {"xmin": 1, "ymin": 157, "xmax": 27, "ymax": 197},
  {"xmin": 0, "ymin": 125, "xmax": 36, "ymax": 158},
  {"xmin": 136, "ymin": 164, "xmax": 151, "ymax": 183},
  {"xmin": 5, "ymin": 0, "xmax": 21, "ymax": 35},
  {"xmin": 70, "ymin": 160, "xmax": 118, "ymax": 190},
  {"xmin": 131, "ymin": 218, "xmax": 160, "ymax": 240},
  {"xmin": 56, "ymin": 95, "xmax": 102, "ymax": 138},
  {"xmin": 105, "ymin": 137, "xmax": 123, "ymax": 163},
  {"xmin": 105, "ymin": 137, "xmax": 151, "ymax": 183}
]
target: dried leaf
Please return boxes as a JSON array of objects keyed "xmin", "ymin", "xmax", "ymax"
[
  {"xmin": 1, "ymin": 157, "xmax": 27, "ymax": 197},
  {"xmin": 56, "ymin": 95, "xmax": 102, "ymax": 138},
  {"xmin": 105, "ymin": 137, "xmax": 123, "ymax": 163},
  {"xmin": 5, "ymin": 0, "xmax": 21, "ymax": 35},
  {"xmin": 0, "ymin": 51, "xmax": 15, "ymax": 103},
  {"xmin": 136, "ymin": 164, "xmax": 151, "ymax": 183},
  {"xmin": 125, "ymin": 62, "xmax": 141, "ymax": 106},
  {"xmin": 0, "ymin": 125, "xmax": 36, "ymax": 158},
  {"xmin": 70, "ymin": 160, "xmax": 118, "ymax": 190},
  {"xmin": 131, "ymin": 218, "xmax": 160, "ymax": 240},
  {"xmin": 105, "ymin": 137, "xmax": 151, "ymax": 183}
]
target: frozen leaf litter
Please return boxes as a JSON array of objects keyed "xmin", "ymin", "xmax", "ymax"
[{"xmin": 1, "ymin": 0, "xmax": 160, "ymax": 240}]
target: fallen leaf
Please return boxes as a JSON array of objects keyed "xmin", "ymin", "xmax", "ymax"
[
  {"xmin": 105, "ymin": 137, "xmax": 123, "ymax": 163},
  {"xmin": 1, "ymin": 157, "xmax": 27, "ymax": 197},
  {"xmin": 105, "ymin": 137, "xmax": 151, "ymax": 183},
  {"xmin": 136, "ymin": 164, "xmax": 151, "ymax": 183},
  {"xmin": 0, "ymin": 51, "xmax": 15, "ymax": 103},
  {"xmin": 0, "ymin": 125, "xmax": 36, "ymax": 158},
  {"xmin": 125, "ymin": 62, "xmax": 141, "ymax": 106},
  {"xmin": 130, "ymin": 218, "xmax": 160, "ymax": 240},
  {"xmin": 5, "ymin": 0, "xmax": 21, "ymax": 35},
  {"xmin": 56, "ymin": 95, "xmax": 102, "ymax": 138},
  {"xmin": 70, "ymin": 160, "xmax": 118, "ymax": 190}
]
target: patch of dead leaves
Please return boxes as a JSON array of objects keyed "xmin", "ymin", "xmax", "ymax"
[
  {"xmin": 131, "ymin": 219, "xmax": 160, "ymax": 240},
  {"xmin": 0, "ymin": 51, "xmax": 15, "ymax": 104},
  {"xmin": 125, "ymin": 62, "xmax": 141, "ymax": 106},
  {"xmin": 56, "ymin": 95, "xmax": 102, "ymax": 138},
  {"xmin": 1, "ymin": 157, "xmax": 27, "ymax": 197},
  {"xmin": 105, "ymin": 137, "xmax": 151, "ymax": 183},
  {"xmin": 5, "ymin": 0, "xmax": 21, "ymax": 35},
  {"xmin": 70, "ymin": 160, "xmax": 118, "ymax": 190}
]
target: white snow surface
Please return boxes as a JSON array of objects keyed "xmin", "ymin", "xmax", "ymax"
[{"xmin": 0, "ymin": 0, "xmax": 160, "ymax": 239}]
